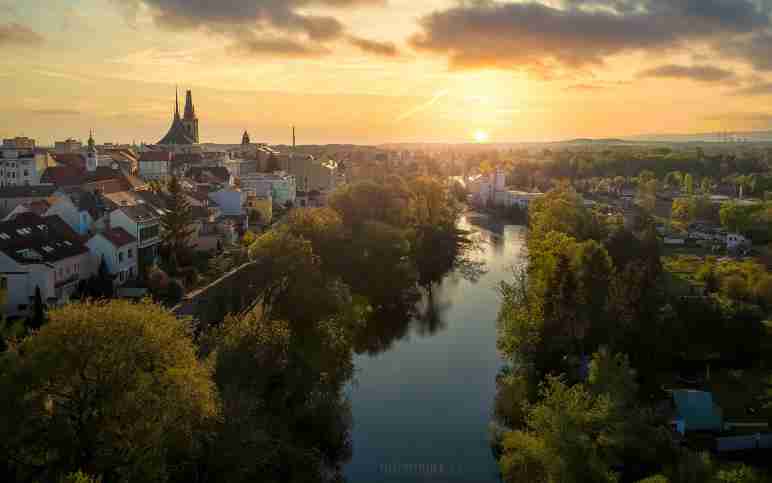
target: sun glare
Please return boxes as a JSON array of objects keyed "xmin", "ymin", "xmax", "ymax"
[{"xmin": 473, "ymin": 129, "xmax": 489, "ymax": 143}]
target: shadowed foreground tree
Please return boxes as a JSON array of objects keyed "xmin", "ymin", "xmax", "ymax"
[{"xmin": 0, "ymin": 300, "xmax": 217, "ymax": 482}]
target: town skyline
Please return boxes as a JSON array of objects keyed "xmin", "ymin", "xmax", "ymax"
[{"xmin": 3, "ymin": 0, "xmax": 772, "ymax": 144}]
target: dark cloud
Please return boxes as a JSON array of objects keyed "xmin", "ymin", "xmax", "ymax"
[
  {"xmin": 718, "ymin": 31, "xmax": 772, "ymax": 71},
  {"xmin": 0, "ymin": 23, "xmax": 44, "ymax": 47},
  {"xmin": 348, "ymin": 35, "xmax": 398, "ymax": 57},
  {"xmin": 638, "ymin": 64, "xmax": 737, "ymax": 82},
  {"xmin": 228, "ymin": 34, "xmax": 330, "ymax": 58},
  {"xmin": 132, "ymin": 0, "xmax": 385, "ymax": 54},
  {"xmin": 410, "ymin": 0, "xmax": 770, "ymax": 75},
  {"xmin": 733, "ymin": 81, "xmax": 772, "ymax": 95}
]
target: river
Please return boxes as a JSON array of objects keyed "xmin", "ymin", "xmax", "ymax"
[{"xmin": 345, "ymin": 214, "xmax": 527, "ymax": 482}]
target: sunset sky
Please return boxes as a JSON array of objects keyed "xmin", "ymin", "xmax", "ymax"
[{"xmin": 2, "ymin": 0, "xmax": 772, "ymax": 145}]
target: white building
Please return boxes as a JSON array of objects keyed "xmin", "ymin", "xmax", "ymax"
[
  {"xmin": 208, "ymin": 188, "xmax": 245, "ymax": 217},
  {"xmin": 727, "ymin": 233, "xmax": 751, "ymax": 252},
  {"xmin": 109, "ymin": 204, "xmax": 161, "ymax": 274},
  {"xmin": 86, "ymin": 228, "xmax": 139, "ymax": 287},
  {"xmin": 240, "ymin": 172, "xmax": 297, "ymax": 207},
  {"xmin": 0, "ymin": 213, "xmax": 91, "ymax": 317},
  {"xmin": 0, "ymin": 148, "xmax": 51, "ymax": 187},
  {"xmin": 494, "ymin": 190, "xmax": 544, "ymax": 209}
]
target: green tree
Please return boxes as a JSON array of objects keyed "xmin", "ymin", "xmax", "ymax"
[
  {"xmin": 29, "ymin": 285, "xmax": 47, "ymax": 329},
  {"xmin": 0, "ymin": 300, "xmax": 217, "ymax": 482},
  {"xmin": 161, "ymin": 175, "xmax": 195, "ymax": 259}
]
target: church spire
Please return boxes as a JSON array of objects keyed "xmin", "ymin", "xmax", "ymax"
[
  {"xmin": 184, "ymin": 90, "xmax": 195, "ymax": 119},
  {"xmin": 174, "ymin": 86, "xmax": 180, "ymax": 120}
]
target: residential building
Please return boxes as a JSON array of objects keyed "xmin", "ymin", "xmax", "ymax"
[
  {"xmin": 494, "ymin": 190, "xmax": 544, "ymax": 209},
  {"xmin": 208, "ymin": 188, "xmax": 245, "ymax": 216},
  {"xmin": 0, "ymin": 185, "xmax": 58, "ymax": 218},
  {"xmin": 2, "ymin": 137, "xmax": 35, "ymax": 150},
  {"xmin": 86, "ymin": 228, "xmax": 138, "ymax": 287},
  {"xmin": 139, "ymin": 151, "xmax": 173, "ymax": 181},
  {"xmin": 0, "ymin": 148, "xmax": 51, "ymax": 186},
  {"xmin": 0, "ymin": 213, "xmax": 91, "ymax": 317},
  {"xmin": 54, "ymin": 138, "xmax": 83, "ymax": 154},
  {"xmin": 727, "ymin": 233, "xmax": 751, "ymax": 252},
  {"xmin": 245, "ymin": 193, "xmax": 272, "ymax": 225},
  {"xmin": 282, "ymin": 155, "xmax": 342, "ymax": 192},
  {"xmin": 185, "ymin": 166, "xmax": 231, "ymax": 186},
  {"xmin": 109, "ymin": 204, "xmax": 161, "ymax": 275},
  {"xmin": 240, "ymin": 172, "xmax": 297, "ymax": 207}
]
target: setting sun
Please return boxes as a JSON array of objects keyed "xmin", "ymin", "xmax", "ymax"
[{"xmin": 473, "ymin": 130, "xmax": 489, "ymax": 143}]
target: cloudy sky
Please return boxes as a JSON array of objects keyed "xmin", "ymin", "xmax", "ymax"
[{"xmin": 2, "ymin": 0, "xmax": 772, "ymax": 144}]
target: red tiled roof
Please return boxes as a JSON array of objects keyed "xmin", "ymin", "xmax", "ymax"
[
  {"xmin": 52, "ymin": 153, "xmax": 86, "ymax": 170},
  {"xmin": 99, "ymin": 227, "xmax": 136, "ymax": 248},
  {"xmin": 40, "ymin": 166, "xmax": 84, "ymax": 187}
]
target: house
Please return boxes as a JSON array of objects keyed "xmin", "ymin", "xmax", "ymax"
[
  {"xmin": 670, "ymin": 389, "xmax": 723, "ymax": 434},
  {"xmin": 208, "ymin": 188, "xmax": 245, "ymax": 216},
  {"xmin": 239, "ymin": 172, "xmax": 297, "ymax": 207},
  {"xmin": 185, "ymin": 166, "xmax": 232, "ymax": 186},
  {"xmin": 109, "ymin": 204, "xmax": 161, "ymax": 275},
  {"xmin": 494, "ymin": 190, "xmax": 544, "ymax": 209},
  {"xmin": 0, "ymin": 185, "xmax": 58, "ymax": 218},
  {"xmin": 0, "ymin": 147, "xmax": 52, "ymax": 187},
  {"xmin": 727, "ymin": 233, "xmax": 751, "ymax": 252},
  {"xmin": 51, "ymin": 153, "xmax": 86, "ymax": 171},
  {"xmin": 86, "ymin": 228, "xmax": 139, "ymax": 287},
  {"xmin": 139, "ymin": 151, "xmax": 173, "ymax": 181},
  {"xmin": 0, "ymin": 213, "xmax": 91, "ymax": 317}
]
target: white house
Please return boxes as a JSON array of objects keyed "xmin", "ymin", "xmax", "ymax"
[
  {"xmin": 109, "ymin": 204, "xmax": 161, "ymax": 275},
  {"xmin": 0, "ymin": 213, "xmax": 91, "ymax": 317},
  {"xmin": 208, "ymin": 188, "xmax": 245, "ymax": 216},
  {"xmin": 494, "ymin": 190, "xmax": 544, "ymax": 209},
  {"xmin": 727, "ymin": 233, "xmax": 751, "ymax": 252},
  {"xmin": 86, "ymin": 227, "xmax": 139, "ymax": 287}
]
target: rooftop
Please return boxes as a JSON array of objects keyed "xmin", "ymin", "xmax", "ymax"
[
  {"xmin": 97, "ymin": 227, "xmax": 137, "ymax": 248},
  {"xmin": 0, "ymin": 212, "xmax": 88, "ymax": 264},
  {"xmin": 0, "ymin": 185, "xmax": 58, "ymax": 199}
]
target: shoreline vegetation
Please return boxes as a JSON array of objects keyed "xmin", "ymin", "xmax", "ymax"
[{"xmin": 491, "ymin": 183, "xmax": 772, "ymax": 482}]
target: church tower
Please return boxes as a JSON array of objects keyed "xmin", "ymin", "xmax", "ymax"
[
  {"xmin": 182, "ymin": 90, "xmax": 199, "ymax": 143},
  {"xmin": 242, "ymin": 130, "xmax": 250, "ymax": 145},
  {"xmin": 86, "ymin": 130, "xmax": 98, "ymax": 172}
]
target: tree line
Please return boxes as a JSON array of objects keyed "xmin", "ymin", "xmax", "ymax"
[{"xmin": 494, "ymin": 185, "xmax": 768, "ymax": 482}]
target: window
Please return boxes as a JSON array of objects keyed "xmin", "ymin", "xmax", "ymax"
[
  {"xmin": 119, "ymin": 271, "xmax": 125, "ymax": 283},
  {"xmin": 128, "ymin": 248, "xmax": 133, "ymax": 259},
  {"xmin": 0, "ymin": 277, "xmax": 7, "ymax": 290},
  {"xmin": 118, "ymin": 251, "xmax": 124, "ymax": 263},
  {"xmin": 23, "ymin": 170, "xmax": 28, "ymax": 177},
  {"xmin": 74, "ymin": 264, "xmax": 79, "ymax": 273}
]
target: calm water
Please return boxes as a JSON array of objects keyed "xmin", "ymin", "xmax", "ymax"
[{"xmin": 345, "ymin": 214, "xmax": 527, "ymax": 482}]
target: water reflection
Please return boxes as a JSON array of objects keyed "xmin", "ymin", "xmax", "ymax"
[{"xmin": 345, "ymin": 214, "xmax": 527, "ymax": 482}]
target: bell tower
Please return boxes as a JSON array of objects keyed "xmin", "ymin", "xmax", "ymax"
[{"xmin": 86, "ymin": 130, "xmax": 98, "ymax": 172}]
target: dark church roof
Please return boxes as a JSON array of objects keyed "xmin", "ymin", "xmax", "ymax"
[
  {"xmin": 157, "ymin": 88, "xmax": 198, "ymax": 145},
  {"xmin": 158, "ymin": 117, "xmax": 197, "ymax": 145}
]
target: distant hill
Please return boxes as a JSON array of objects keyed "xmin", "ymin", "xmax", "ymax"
[{"xmin": 557, "ymin": 138, "xmax": 630, "ymax": 144}]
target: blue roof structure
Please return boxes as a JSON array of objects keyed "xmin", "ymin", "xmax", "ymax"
[{"xmin": 672, "ymin": 389, "xmax": 723, "ymax": 432}]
